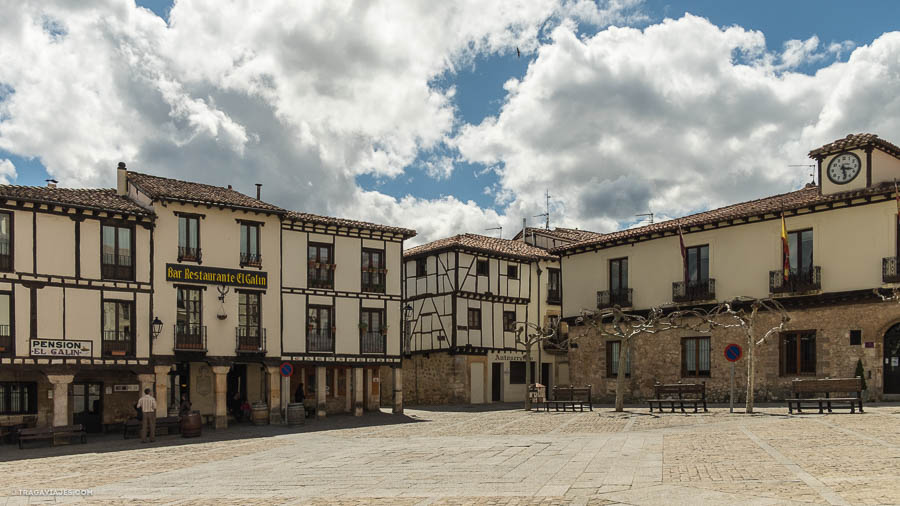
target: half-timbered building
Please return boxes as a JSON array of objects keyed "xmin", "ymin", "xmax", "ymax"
[{"xmin": 402, "ymin": 234, "xmax": 567, "ymax": 404}]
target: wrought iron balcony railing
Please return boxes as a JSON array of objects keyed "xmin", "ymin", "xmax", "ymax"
[
  {"xmin": 102, "ymin": 330, "xmax": 135, "ymax": 357},
  {"xmin": 597, "ymin": 288, "xmax": 633, "ymax": 309},
  {"xmin": 240, "ymin": 252, "xmax": 262, "ymax": 267},
  {"xmin": 307, "ymin": 329, "xmax": 334, "ymax": 353},
  {"xmin": 101, "ymin": 254, "xmax": 134, "ymax": 280},
  {"xmin": 769, "ymin": 267, "xmax": 821, "ymax": 294},
  {"xmin": 547, "ymin": 290, "xmax": 562, "ymax": 305},
  {"xmin": 883, "ymin": 257, "xmax": 900, "ymax": 283},
  {"xmin": 178, "ymin": 246, "xmax": 202, "ymax": 263},
  {"xmin": 0, "ymin": 324, "xmax": 11, "ymax": 354},
  {"xmin": 0, "ymin": 239, "xmax": 10, "ymax": 271},
  {"xmin": 361, "ymin": 331, "xmax": 386, "ymax": 354},
  {"xmin": 236, "ymin": 327, "xmax": 266, "ymax": 353},
  {"xmin": 174, "ymin": 324, "xmax": 207, "ymax": 352},
  {"xmin": 672, "ymin": 279, "xmax": 716, "ymax": 303}
]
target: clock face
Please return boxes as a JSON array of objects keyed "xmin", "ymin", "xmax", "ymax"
[{"xmin": 826, "ymin": 152, "xmax": 861, "ymax": 185}]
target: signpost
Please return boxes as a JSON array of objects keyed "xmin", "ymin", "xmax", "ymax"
[{"xmin": 724, "ymin": 344, "xmax": 743, "ymax": 413}]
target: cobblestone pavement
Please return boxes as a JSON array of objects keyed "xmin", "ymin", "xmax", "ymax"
[{"xmin": 2, "ymin": 404, "xmax": 899, "ymax": 505}]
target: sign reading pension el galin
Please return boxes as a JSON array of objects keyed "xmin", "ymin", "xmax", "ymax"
[
  {"xmin": 31, "ymin": 339, "xmax": 93, "ymax": 358},
  {"xmin": 166, "ymin": 263, "xmax": 267, "ymax": 288}
]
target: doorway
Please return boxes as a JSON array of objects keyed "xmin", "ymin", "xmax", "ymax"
[
  {"xmin": 226, "ymin": 364, "xmax": 247, "ymax": 419},
  {"xmin": 885, "ymin": 324, "xmax": 900, "ymax": 394},
  {"xmin": 73, "ymin": 382, "xmax": 102, "ymax": 433},
  {"xmin": 491, "ymin": 363, "xmax": 502, "ymax": 402},
  {"xmin": 541, "ymin": 363, "xmax": 551, "ymax": 399}
]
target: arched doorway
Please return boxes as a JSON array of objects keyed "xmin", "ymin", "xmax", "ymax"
[{"xmin": 885, "ymin": 324, "xmax": 900, "ymax": 394}]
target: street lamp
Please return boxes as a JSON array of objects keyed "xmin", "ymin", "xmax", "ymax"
[{"xmin": 151, "ymin": 316, "xmax": 163, "ymax": 339}]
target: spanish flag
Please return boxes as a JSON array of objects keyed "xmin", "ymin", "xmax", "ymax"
[{"xmin": 781, "ymin": 213, "xmax": 790, "ymax": 282}]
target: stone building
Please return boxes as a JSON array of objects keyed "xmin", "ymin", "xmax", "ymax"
[
  {"xmin": 0, "ymin": 163, "xmax": 413, "ymax": 430},
  {"xmin": 554, "ymin": 133, "xmax": 900, "ymax": 403},
  {"xmin": 402, "ymin": 234, "xmax": 568, "ymax": 405}
]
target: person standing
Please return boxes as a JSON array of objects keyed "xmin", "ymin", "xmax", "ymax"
[{"xmin": 137, "ymin": 388, "xmax": 157, "ymax": 443}]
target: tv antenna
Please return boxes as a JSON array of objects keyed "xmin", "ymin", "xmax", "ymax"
[
  {"xmin": 789, "ymin": 164, "xmax": 817, "ymax": 184},
  {"xmin": 485, "ymin": 226, "xmax": 502, "ymax": 239},
  {"xmin": 635, "ymin": 212, "xmax": 654, "ymax": 225},
  {"xmin": 533, "ymin": 189, "xmax": 551, "ymax": 230}
]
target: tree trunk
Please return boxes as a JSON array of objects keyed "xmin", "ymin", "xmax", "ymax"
[
  {"xmin": 524, "ymin": 342, "xmax": 533, "ymax": 411},
  {"xmin": 745, "ymin": 320, "xmax": 756, "ymax": 414},
  {"xmin": 614, "ymin": 339, "xmax": 628, "ymax": 412}
]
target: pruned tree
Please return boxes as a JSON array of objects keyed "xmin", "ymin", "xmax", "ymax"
[
  {"xmin": 579, "ymin": 306, "xmax": 713, "ymax": 412},
  {"xmin": 704, "ymin": 297, "xmax": 790, "ymax": 413},
  {"xmin": 514, "ymin": 321, "xmax": 582, "ymax": 411}
]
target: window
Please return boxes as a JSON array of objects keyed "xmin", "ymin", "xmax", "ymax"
[
  {"xmin": 102, "ymin": 300, "xmax": 134, "ymax": 356},
  {"xmin": 509, "ymin": 361, "xmax": 536, "ymax": 384},
  {"xmin": 507, "ymin": 264, "xmax": 518, "ymax": 279},
  {"xmin": 787, "ymin": 229, "xmax": 814, "ymax": 277},
  {"xmin": 503, "ymin": 311, "xmax": 516, "ymax": 332},
  {"xmin": 101, "ymin": 223, "xmax": 133, "ymax": 280},
  {"xmin": 415, "ymin": 258, "xmax": 426, "ymax": 277},
  {"xmin": 238, "ymin": 292, "xmax": 261, "ymax": 339},
  {"xmin": 681, "ymin": 337, "xmax": 710, "ymax": 377},
  {"xmin": 547, "ymin": 268, "xmax": 561, "ymax": 303},
  {"xmin": 0, "ymin": 382, "xmax": 37, "ymax": 415},
  {"xmin": 361, "ymin": 248, "xmax": 386, "ymax": 293},
  {"xmin": 606, "ymin": 340, "xmax": 631, "ymax": 377},
  {"xmin": 239, "ymin": 222, "xmax": 261, "ymax": 267},
  {"xmin": 781, "ymin": 331, "xmax": 816, "ymax": 376},
  {"xmin": 308, "ymin": 243, "xmax": 334, "ymax": 289},
  {"xmin": 0, "ymin": 212, "xmax": 11, "ymax": 271},
  {"xmin": 0, "ymin": 293, "xmax": 11, "ymax": 355},
  {"xmin": 476, "ymin": 259, "xmax": 489, "ymax": 276},
  {"xmin": 307, "ymin": 305, "xmax": 334, "ymax": 352},
  {"xmin": 175, "ymin": 287, "xmax": 203, "ymax": 350},
  {"xmin": 360, "ymin": 308, "xmax": 386, "ymax": 354},
  {"xmin": 850, "ymin": 330, "xmax": 862, "ymax": 346},
  {"xmin": 685, "ymin": 245, "xmax": 709, "ymax": 283},
  {"xmin": 467, "ymin": 308, "xmax": 481, "ymax": 330},
  {"xmin": 610, "ymin": 258, "xmax": 628, "ymax": 293},
  {"xmin": 177, "ymin": 214, "xmax": 201, "ymax": 262}
]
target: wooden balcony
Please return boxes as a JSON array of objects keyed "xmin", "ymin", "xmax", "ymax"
[
  {"xmin": 174, "ymin": 324, "xmax": 207, "ymax": 352},
  {"xmin": 597, "ymin": 288, "xmax": 633, "ymax": 309},
  {"xmin": 769, "ymin": 267, "xmax": 821, "ymax": 295},
  {"xmin": 672, "ymin": 279, "xmax": 716, "ymax": 303},
  {"xmin": 236, "ymin": 327, "xmax": 266, "ymax": 354},
  {"xmin": 883, "ymin": 257, "xmax": 900, "ymax": 283}
]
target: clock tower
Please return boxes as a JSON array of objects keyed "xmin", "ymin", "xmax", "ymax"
[{"xmin": 809, "ymin": 134, "xmax": 900, "ymax": 196}]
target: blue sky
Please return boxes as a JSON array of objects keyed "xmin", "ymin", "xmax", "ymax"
[{"xmin": 3, "ymin": 1, "xmax": 900, "ymax": 244}]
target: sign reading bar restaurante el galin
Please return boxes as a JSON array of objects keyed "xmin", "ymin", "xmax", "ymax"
[{"xmin": 166, "ymin": 264, "xmax": 267, "ymax": 288}]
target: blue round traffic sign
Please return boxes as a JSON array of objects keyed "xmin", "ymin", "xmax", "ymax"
[
  {"xmin": 280, "ymin": 362, "xmax": 294, "ymax": 377},
  {"xmin": 724, "ymin": 344, "xmax": 743, "ymax": 362}
]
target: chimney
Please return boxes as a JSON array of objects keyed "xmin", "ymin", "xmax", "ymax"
[
  {"xmin": 227, "ymin": 185, "xmax": 232, "ymax": 190},
  {"xmin": 45, "ymin": 179, "xmax": 58, "ymax": 189},
  {"xmin": 255, "ymin": 183, "xmax": 262, "ymax": 200},
  {"xmin": 116, "ymin": 162, "xmax": 127, "ymax": 196}
]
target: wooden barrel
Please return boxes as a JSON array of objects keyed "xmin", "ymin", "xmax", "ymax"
[
  {"xmin": 180, "ymin": 411, "xmax": 202, "ymax": 438},
  {"xmin": 251, "ymin": 402, "xmax": 268, "ymax": 425},
  {"xmin": 286, "ymin": 402, "xmax": 305, "ymax": 425}
]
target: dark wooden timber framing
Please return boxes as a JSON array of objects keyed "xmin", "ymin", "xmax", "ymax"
[
  {"xmin": 32, "ymin": 210, "xmax": 36, "ymax": 274},
  {"xmin": 866, "ymin": 146, "xmax": 874, "ymax": 187}
]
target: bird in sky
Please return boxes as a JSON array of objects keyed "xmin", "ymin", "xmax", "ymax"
[{"xmin": 516, "ymin": 47, "xmax": 520, "ymax": 58}]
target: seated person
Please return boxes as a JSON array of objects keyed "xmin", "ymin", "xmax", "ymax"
[{"xmin": 240, "ymin": 399, "xmax": 251, "ymax": 421}]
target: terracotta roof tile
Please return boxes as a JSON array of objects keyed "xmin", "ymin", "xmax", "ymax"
[
  {"xmin": 0, "ymin": 185, "xmax": 152, "ymax": 216},
  {"xmin": 405, "ymin": 233, "xmax": 557, "ymax": 261},
  {"xmin": 808, "ymin": 133, "xmax": 900, "ymax": 158},
  {"xmin": 515, "ymin": 227, "xmax": 603, "ymax": 243},
  {"xmin": 127, "ymin": 172, "xmax": 284, "ymax": 213},
  {"xmin": 553, "ymin": 182, "xmax": 897, "ymax": 254},
  {"xmin": 285, "ymin": 211, "xmax": 416, "ymax": 238}
]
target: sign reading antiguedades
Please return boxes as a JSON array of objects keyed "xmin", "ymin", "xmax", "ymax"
[
  {"xmin": 31, "ymin": 339, "xmax": 93, "ymax": 358},
  {"xmin": 166, "ymin": 263, "xmax": 268, "ymax": 289}
]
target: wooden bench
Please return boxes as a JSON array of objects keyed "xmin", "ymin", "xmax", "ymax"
[
  {"xmin": 786, "ymin": 377, "xmax": 864, "ymax": 414},
  {"xmin": 18, "ymin": 424, "xmax": 86, "ymax": 449},
  {"xmin": 542, "ymin": 385, "xmax": 593, "ymax": 411},
  {"xmin": 647, "ymin": 382, "xmax": 708, "ymax": 413},
  {"xmin": 124, "ymin": 416, "xmax": 182, "ymax": 439}
]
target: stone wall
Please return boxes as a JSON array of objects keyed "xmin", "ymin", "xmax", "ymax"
[
  {"xmin": 568, "ymin": 301, "xmax": 899, "ymax": 403},
  {"xmin": 403, "ymin": 353, "xmax": 472, "ymax": 405}
]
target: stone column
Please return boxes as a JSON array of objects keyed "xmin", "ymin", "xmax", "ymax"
[
  {"xmin": 353, "ymin": 367, "xmax": 364, "ymax": 417},
  {"xmin": 392, "ymin": 367, "xmax": 403, "ymax": 414},
  {"xmin": 344, "ymin": 368, "xmax": 352, "ymax": 413},
  {"xmin": 47, "ymin": 375, "xmax": 74, "ymax": 427},
  {"xmin": 137, "ymin": 373, "xmax": 155, "ymax": 397},
  {"xmin": 364, "ymin": 368, "xmax": 374, "ymax": 411},
  {"xmin": 211, "ymin": 366, "xmax": 230, "ymax": 429},
  {"xmin": 267, "ymin": 366, "xmax": 282, "ymax": 424},
  {"xmin": 154, "ymin": 365, "xmax": 171, "ymax": 417},
  {"xmin": 281, "ymin": 374, "xmax": 291, "ymax": 421},
  {"xmin": 316, "ymin": 366, "xmax": 327, "ymax": 418}
]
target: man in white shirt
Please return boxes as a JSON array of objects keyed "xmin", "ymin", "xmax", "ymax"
[{"xmin": 136, "ymin": 388, "xmax": 157, "ymax": 443}]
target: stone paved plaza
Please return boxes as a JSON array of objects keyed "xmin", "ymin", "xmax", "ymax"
[{"xmin": 2, "ymin": 404, "xmax": 899, "ymax": 505}]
